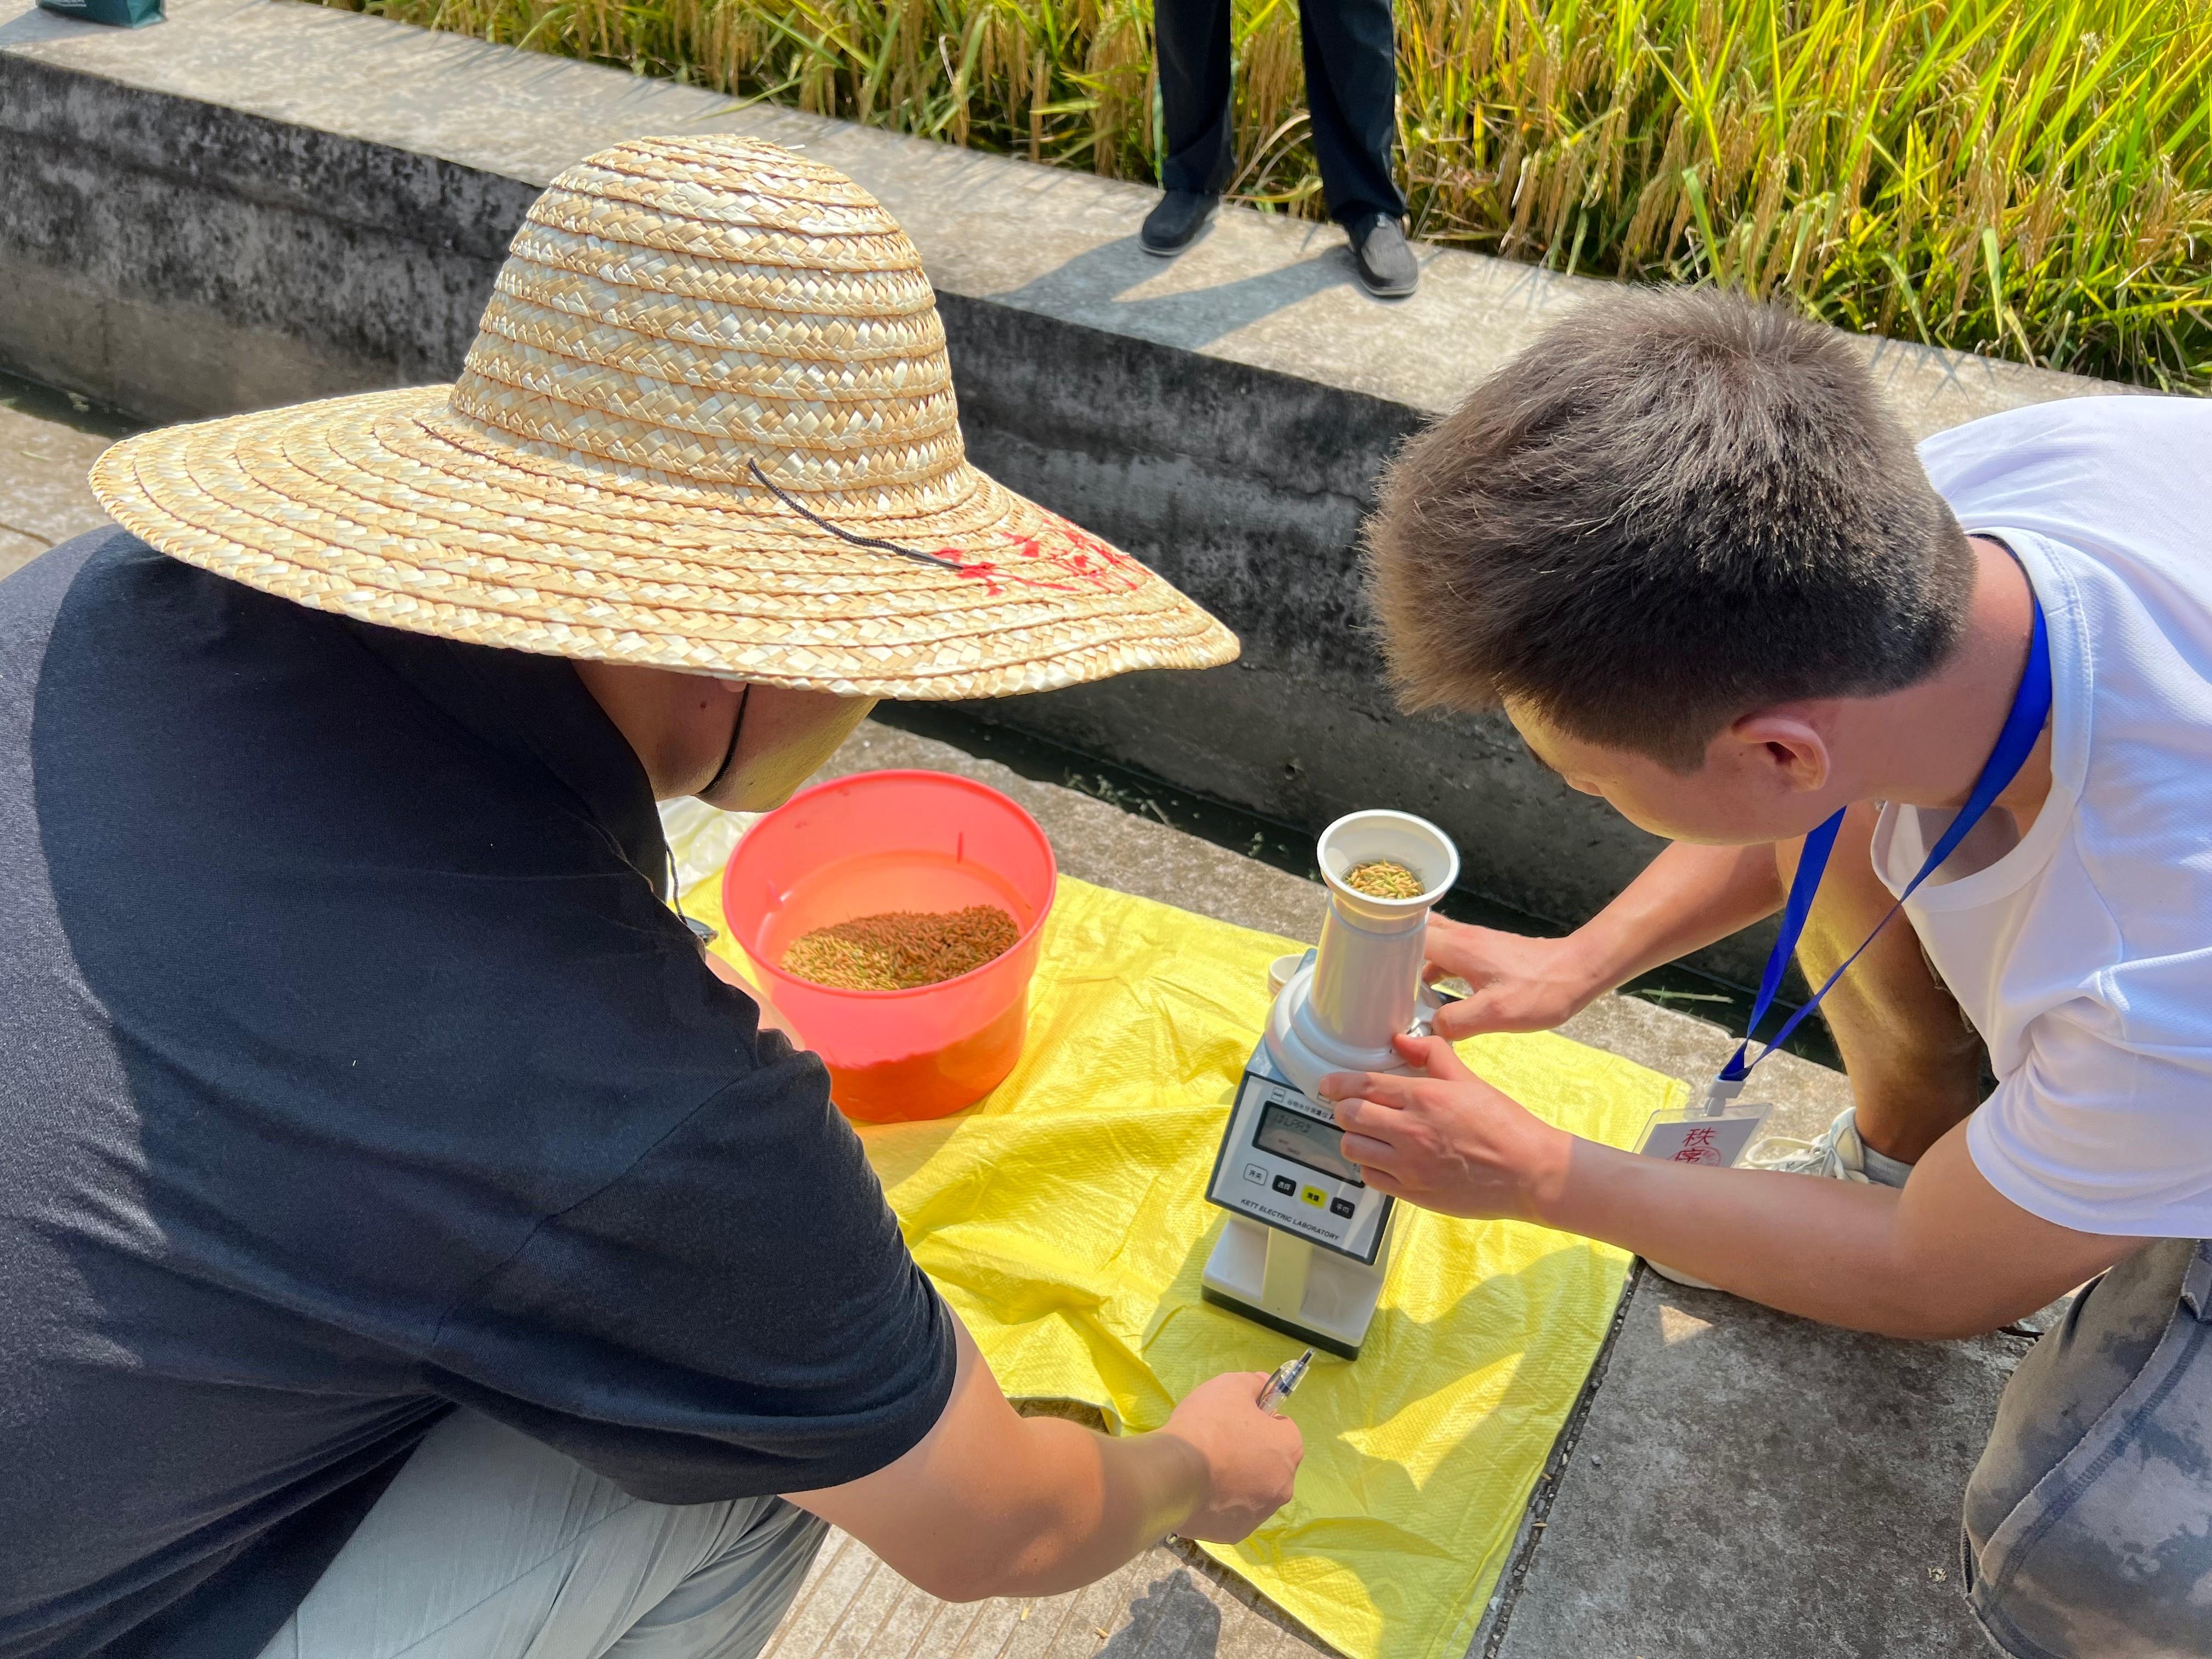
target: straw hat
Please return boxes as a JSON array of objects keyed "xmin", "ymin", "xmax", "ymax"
[{"xmin": 89, "ymin": 137, "xmax": 1239, "ymax": 698}]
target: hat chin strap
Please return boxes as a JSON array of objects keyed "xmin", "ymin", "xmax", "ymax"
[
  {"xmin": 745, "ymin": 462, "xmax": 967, "ymax": 574},
  {"xmin": 700, "ymin": 682, "xmax": 752, "ymax": 800}
]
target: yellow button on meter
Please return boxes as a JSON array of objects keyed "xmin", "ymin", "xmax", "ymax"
[{"xmin": 1300, "ymin": 1185, "xmax": 1327, "ymax": 1207}]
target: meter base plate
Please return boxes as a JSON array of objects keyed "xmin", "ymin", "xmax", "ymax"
[
  {"xmin": 1200, "ymin": 1284, "xmax": 1363, "ymax": 1360},
  {"xmin": 1201, "ymin": 1214, "xmax": 1386, "ymax": 1359}
]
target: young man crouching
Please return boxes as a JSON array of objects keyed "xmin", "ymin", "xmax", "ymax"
[{"xmin": 1334, "ymin": 287, "xmax": 2212, "ymax": 1658}]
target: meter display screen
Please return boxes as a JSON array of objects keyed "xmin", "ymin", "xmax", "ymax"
[{"xmin": 1254, "ymin": 1103, "xmax": 1364, "ymax": 1185}]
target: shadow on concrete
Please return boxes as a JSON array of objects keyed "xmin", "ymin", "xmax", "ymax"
[
  {"xmin": 0, "ymin": 366, "xmax": 139, "ymax": 441},
  {"xmin": 1099, "ymin": 1566, "xmax": 1224, "ymax": 1658},
  {"xmin": 992, "ymin": 232, "xmax": 1357, "ymax": 353},
  {"xmin": 0, "ymin": 5, "xmax": 84, "ymax": 45}
]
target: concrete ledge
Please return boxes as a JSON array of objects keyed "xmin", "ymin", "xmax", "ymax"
[
  {"xmin": 1488, "ymin": 1276, "xmax": 2029, "ymax": 1659},
  {"xmin": 0, "ymin": 0, "xmax": 2137, "ymax": 977}
]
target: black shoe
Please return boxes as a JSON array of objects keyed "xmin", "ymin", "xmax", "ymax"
[
  {"xmin": 1141, "ymin": 190, "xmax": 1218, "ymax": 256},
  {"xmin": 1349, "ymin": 215, "xmax": 1419, "ymax": 298}
]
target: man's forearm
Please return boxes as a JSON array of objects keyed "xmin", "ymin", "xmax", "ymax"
[
  {"xmin": 979, "ymin": 1417, "xmax": 1207, "ymax": 1598},
  {"xmin": 1331, "ymin": 1043, "xmax": 2141, "ymax": 1348},
  {"xmin": 1534, "ymin": 1130, "xmax": 2135, "ymax": 1340},
  {"xmin": 1560, "ymin": 840, "xmax": 1786, "ymax": 994},
  {"xmin": 795, "ymin": 1325, "xmax": 1295, "ymax": 1603},
  {"xmin": 1538, "ymin": 1141, "xmax": 1932, "ymax": 1330}
]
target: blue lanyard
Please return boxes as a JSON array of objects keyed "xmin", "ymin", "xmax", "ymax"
[{"xmin": 1719, "ymin": 589, "xmax": 2052, "ymax": 1085}]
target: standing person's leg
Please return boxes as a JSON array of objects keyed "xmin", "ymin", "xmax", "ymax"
[
  {"xmin": 1296, "ymin": 0, "xmax": 1416, "ymax": 295},
  {"xmin": 1961, "ymin": 1238, "xmax": 2212, "ymax": 1657},
  {"xmin": 1756, "ymin": 802, "xmax": 1986, "ymax": 1180},
  {"xmin": 255, "ymin": 1410, "xmax": 828, "ymax": 1659},
  {"xmin": 1146, "ymin": 0, "xmax": 1235, "ymax": 252},
  {"xmin": 1296, "ymin": 0, "xmax": 1403, "ymax": 228}
]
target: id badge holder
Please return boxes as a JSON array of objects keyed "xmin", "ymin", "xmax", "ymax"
[{"xmin": 1634, "ymin": 1075, "xmax": 1771, "ymax": 1168}]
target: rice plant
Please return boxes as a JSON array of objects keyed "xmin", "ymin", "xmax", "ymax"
[{"xmin": 318, "ymin": 0, "xmax": 2212, "ymax": 390}]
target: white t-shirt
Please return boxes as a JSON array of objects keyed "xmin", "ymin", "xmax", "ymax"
[{"xmin": 1872, "ymin": 396, "xmax": 2212, "ymax": 1238}]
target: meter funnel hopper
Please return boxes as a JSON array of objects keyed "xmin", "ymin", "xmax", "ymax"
[{"xmin": 1264, "ymin": 811, "xmax": 1460, "ymax": 1097}]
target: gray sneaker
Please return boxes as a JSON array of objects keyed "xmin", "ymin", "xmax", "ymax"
[
  {"xmin": 1646, "ymin": 1109, "xmax": 1906, "ymax": 1289},
  {"xmin": 1349, "ymin": 215, "xmax": 1419, "ymax": 297}
]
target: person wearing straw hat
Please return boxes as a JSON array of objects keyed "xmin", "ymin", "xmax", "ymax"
[{"xmin": 0, "ymin": 138, "xmax": 1300, "ymax": 1659}]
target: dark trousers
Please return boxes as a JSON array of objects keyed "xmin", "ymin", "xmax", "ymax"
[{"xmin": 1154, "ymin": 0, "xmax": 1404, "ymax": 227}]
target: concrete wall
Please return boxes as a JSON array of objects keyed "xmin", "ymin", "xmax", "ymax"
[{"xmin": 0, "ymin": 0, "xmax": 2133, "ymax": 977}]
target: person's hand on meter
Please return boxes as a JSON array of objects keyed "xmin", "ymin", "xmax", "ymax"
[
  {"xmin": 1422, "ymin": 917, "xmax": 1605, "ymax": 1042},
  {"xmin": 1318, "ymin": 1034, "xmax": 1571, "ymax": 1222}
]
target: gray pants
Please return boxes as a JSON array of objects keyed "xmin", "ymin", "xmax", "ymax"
[
  {"xmin": 1963, "ymin": 1238, "xmax": 2212, "ymax": 1658},
  {"xmin": 255, "ymin": 1410, "xmax": 827, "ymax": 1659}
]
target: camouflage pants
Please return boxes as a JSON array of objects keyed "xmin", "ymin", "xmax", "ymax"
[{"xmin": 1963, "ymin": 1238, "xmax": 2212, "ymax": 1657}]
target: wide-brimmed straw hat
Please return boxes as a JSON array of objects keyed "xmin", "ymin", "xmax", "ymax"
[{"xmin": 90, "ymin": 137, "xmax": 1238, "ymax": 698}]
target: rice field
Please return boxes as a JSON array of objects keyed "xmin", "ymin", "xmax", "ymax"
[{"xmin": 321, "ymin": 0, "xmax": 2212, "ymax": 391}]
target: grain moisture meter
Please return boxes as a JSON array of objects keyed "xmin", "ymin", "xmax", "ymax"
[{"xmin": 1203, "ymin": 810, "xmax": 1461, "ymax": 1358}]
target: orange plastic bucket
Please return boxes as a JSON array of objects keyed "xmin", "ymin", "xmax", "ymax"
[{"xmin": 721, "ymin": 770, "xmax": 1057, "ymax": 1124}]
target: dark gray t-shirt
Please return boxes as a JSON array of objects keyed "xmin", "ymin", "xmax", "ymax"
[{"xmin": 0, "ymin": 531, "xmax": 956, "ymax": 1659}]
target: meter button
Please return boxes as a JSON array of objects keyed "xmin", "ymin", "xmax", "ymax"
[
  {"xmin": 1329, "ymin": 1197, "xmax": 1357, "ymax": 1218},
  {"xmin": 1300, "ymin": 1186, "xmax": 1327, "ymax": 1208},
  {"xmin": 1243, "ymin": 1164, "xmax": 1267, "ymax": 1185},
  {"xmin": 1272, "ymin": 1175, "xmax": 1297, "ymax": 1197}
]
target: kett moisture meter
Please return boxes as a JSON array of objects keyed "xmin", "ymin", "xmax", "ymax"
[{"xmin": 1201, "ymin": 810, "xmax": 1460, "ymax": 1358}]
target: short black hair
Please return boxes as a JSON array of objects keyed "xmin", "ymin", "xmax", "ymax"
[{"xmin": 1364, "ymin": 286, "xmax": 1976, "ymax": 769}]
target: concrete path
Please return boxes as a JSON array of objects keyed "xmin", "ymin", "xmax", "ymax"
[
  {"xmin": 3, "ymin": 395, "xmax": 2029, "ymax": 1657},
  {"xmin": 0, "ymin": 371, "xmax": 124, "ymax": 580}
]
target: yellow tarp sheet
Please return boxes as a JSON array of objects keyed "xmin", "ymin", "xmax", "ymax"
[{"xmin": 686, "ymin": 871, "xmax": 1684, "ymax": 1659}]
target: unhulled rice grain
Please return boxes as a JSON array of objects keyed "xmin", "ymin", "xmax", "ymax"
[
  {"xmin": 782, "ymin": 905, "xmax": 1020, "ymax": 991},
  {"xmin": 1343, "ymin": 859, "xmax": 1426, "ymax": 899}
]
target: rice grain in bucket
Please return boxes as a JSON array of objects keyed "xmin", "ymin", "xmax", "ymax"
[{"xmin": 783, "ymin": 906, "xmax": 1020, "ymax": 991}]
